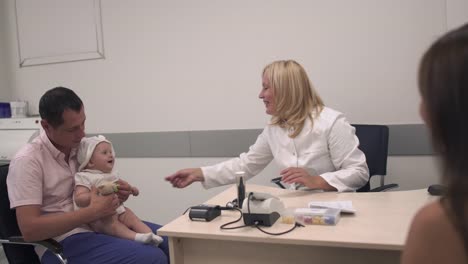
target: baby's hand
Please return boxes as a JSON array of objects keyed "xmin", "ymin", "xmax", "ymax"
[
  {"xmin": 115, "ymin": 179, "xmax": 131, "ymax": 203},
  {"xmin": 98, "ymin": 182, "xmax": 119, "ymax": 196}
]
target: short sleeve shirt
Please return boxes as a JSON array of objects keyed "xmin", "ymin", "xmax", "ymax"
[{"xmin": 7, "ymin": 129, "xmax": 90, "ymax": 257}]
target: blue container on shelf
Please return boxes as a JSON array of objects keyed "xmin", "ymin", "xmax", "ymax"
[{"xmin": 0, "ymin": 102, "xmax": 11, "ymax": 118}]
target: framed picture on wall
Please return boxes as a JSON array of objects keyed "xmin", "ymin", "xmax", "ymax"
[{"xmin": 15, "ymin": 0, "xmax": 104, "ymax": 67}]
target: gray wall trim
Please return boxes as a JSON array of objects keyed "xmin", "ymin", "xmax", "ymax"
[
  {"xmin": 388, "ymin": 124, "xmax": 434, "ymax": 156},
  {"xmin": 93, "ymin": 124, "xmax": 433, "ymax": 158},
  {"xmin": 98, "ymin": 131, "xmax": 191, "ymax": 157},
  {"xmin": 190, "ymin": 129, "xmax": 260, "ymax": 157}
]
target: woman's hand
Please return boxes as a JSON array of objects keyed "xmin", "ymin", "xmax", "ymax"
[
  {"xmin": 280, "ymin": 167, "xmax": 337, "ymax": 191},
  {"xmin": 131, "ymin": 186, "xmax": 140, "ymax": 196},
  {"xmin": 165, "ymin": 168, "xmax": 204, "ymax": 188}
]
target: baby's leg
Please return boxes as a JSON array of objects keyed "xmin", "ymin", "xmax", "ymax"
[
  {"xmin": 119, "ymin": 207, "xmax": 163, "ymax": 245},
  {"xmin": 118, "ymin": 207, "xmax": 152, "ymax": 233},
  {"xmin": 90, "ymin": 215, "xmax": 138, "ymax": 241}
]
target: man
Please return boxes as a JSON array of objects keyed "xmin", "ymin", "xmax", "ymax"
[{"xmin": 7, "ymin": 87, "xmax": 168, "ymax": 263}]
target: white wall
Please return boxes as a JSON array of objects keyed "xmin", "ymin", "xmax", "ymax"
[
  {"xmin": 1, "ymin": 0, "xmax": 467, "ymax": 224},
  {"xmin": 0, "ymin": 0, "xmax": 12, "ymax": 101},
  {"xmin": 5, "ymin": 0, "xmax": 446, "ymax": 129},
  {"xmin": 447, "ymin": 0, "xmax": 468, "ymax": 30}
]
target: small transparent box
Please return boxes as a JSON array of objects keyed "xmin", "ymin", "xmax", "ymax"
[
  {"xmin": 280, "ymin": 208, "xmax": 296, "ymax": 224},
  {"xmin": 294, "ymin": 207, "xmax": 340, "ymax": 225}
]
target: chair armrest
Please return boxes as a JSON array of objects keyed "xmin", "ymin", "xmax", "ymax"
[
  {"xmin": 35, "ymin": 239, "xmax": 63, "ymax": 254},
  {"xmin": 8, "ymin": 235, "xmax": 28, "ymax": 243},
  {"xmin": 369, "ymin": 183, "xmax": 399, "ymax": 192},
  {"xmin": 9, "ymin": 236, "xmax": 63, "ymax": 254}
]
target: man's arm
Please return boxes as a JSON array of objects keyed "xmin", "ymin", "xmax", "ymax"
[{"xmin": 17, "ymin": 186, "xmax": 119, "ymax": 242}]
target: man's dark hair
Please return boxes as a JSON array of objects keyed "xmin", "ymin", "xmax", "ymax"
[{"xmin": 39, "ymin": 87, "xmax": 83, "ymax": 127}]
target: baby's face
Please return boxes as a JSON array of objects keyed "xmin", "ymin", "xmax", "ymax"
[{"xmin": 88, "ymin": 142, "xmax": 114, "ymax": 173}]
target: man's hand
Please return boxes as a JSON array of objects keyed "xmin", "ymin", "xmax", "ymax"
[
  {"xmin": 280, "ymin": 167, "xmax": 337, "ymax": 191},
  {"xmin": 88, "ymin": 186, "xmax": 120, "ymax": 219},
  {"xmin": 115, "ymin": 179, "xmax": 132, "ymax": 203},
  {"xmin": 165, "ymin": 168, "xmax": 204, "ymax": 188}
]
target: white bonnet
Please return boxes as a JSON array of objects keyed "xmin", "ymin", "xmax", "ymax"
[{"xmin": 77, "ymin": 135, "xmax": 115, "ymax": 171}]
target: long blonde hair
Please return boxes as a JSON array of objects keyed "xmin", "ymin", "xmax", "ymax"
[{"xmin": 263, "ymin": 60, "xmax": 324, "ymax": 138}]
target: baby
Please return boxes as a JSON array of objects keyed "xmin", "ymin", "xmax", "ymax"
[{"xmin": 73, "ymin": 135, "xmax": 162, "ymax": 246}]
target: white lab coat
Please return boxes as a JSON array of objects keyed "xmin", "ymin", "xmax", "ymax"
[{"xmin": 201, "ymin": 107, "xmax": 369, "ymax": 192}]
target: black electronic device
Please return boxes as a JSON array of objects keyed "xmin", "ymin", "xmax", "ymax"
[
  {"xmin": 243, "ymin": 212, "xmax": 280, "ymax": 227},
  {"xmin": 188, "ymin": 205, "xmax": 221, "ymax": 222},
  {"xmin": 427, "ymin": 184, "xmax": 447, "ymax": 196},
  {"xmin": 271, "ymin": 177, "xmax": 285, "ymax": 189},
  {"xmin": 237, "ymin": 175, "xmax": 245, "ymax": 208},
  {"xmin": 241, "ymin": 192, "xmax": 284, "ymax": 227}
]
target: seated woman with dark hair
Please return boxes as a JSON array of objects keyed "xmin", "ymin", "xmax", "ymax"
[{"xmin": 402, "ymin": 23, "xmax": 468, "ymax": 264}]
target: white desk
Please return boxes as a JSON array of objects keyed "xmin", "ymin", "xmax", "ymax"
[{"xmin": 158, "ymin": 185, "xmax": 435, "ymax": 264}]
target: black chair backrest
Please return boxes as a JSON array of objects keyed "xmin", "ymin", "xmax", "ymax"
[
  {"xmin": 352, "ymin": 125, "xmax": 389, "ymax": 192},
  {"xmin": 0, "ymin": 164, "xmax": 41, "ymax": 263}
]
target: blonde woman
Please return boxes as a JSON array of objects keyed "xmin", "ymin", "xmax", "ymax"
[{"xmin": 166, "ymin": 60, "xmax": 369, "ymax": 192}]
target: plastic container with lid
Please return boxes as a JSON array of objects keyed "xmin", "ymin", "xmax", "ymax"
[
  {"xmin": 10, "ymin": 101, "xmax": 28, "ymax": 118},
  {"xmin": 281, "ymin": 207, "xmax": 340, "ymax": 225}
]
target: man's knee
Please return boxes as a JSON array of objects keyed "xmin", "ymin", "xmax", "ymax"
[{"xmin": 135, "ymin": 247, "xmax": 168, "ymax": 264}]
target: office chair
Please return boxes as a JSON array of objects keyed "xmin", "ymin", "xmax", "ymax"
[
  {"xmin": 352, "ymin": 124, "xmax": 398, "ymax": 192},
  {"xmin": 0, "ymin": 164, "xmax": 67, "ymax": 264}
]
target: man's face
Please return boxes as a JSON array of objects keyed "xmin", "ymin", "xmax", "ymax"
[{"xmin": 42, "ymin": 107, "xmax": 86, "ymax": 151}]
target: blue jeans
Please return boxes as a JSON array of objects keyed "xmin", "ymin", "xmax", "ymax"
[{"xmin": 41, "ymin": 222, "xmax": 169, "ymax": 264}]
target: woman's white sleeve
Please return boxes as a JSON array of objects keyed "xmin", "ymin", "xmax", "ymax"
[
  {"xmin": 320, "ymin": 117, "xmax": 370, "ymax": 192},
  {"xmin": 201, "ymin": 128, "xmax": 274, "ymax": 189}
]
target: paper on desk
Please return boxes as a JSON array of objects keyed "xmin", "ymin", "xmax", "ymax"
[{"xmin": 308, "ymin": 200, "xmax": 356, "ymax": 214}]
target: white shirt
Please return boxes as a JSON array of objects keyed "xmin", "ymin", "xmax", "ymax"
[
  {"xmin": 74, "ymin": 169, "xmax": 125, "ymax": 214},
  {"xmin": 201, "ymin": 107, "xmax": 369, "ymax": 192},
  {"xmin": 74, "ymin": 169, "xmax": 120, "ymax": 190}
]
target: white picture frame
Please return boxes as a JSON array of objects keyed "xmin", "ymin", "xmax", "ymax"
[{"xmin": 15, "ymin": 0, "xmax": 105, "ymax": 67}]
